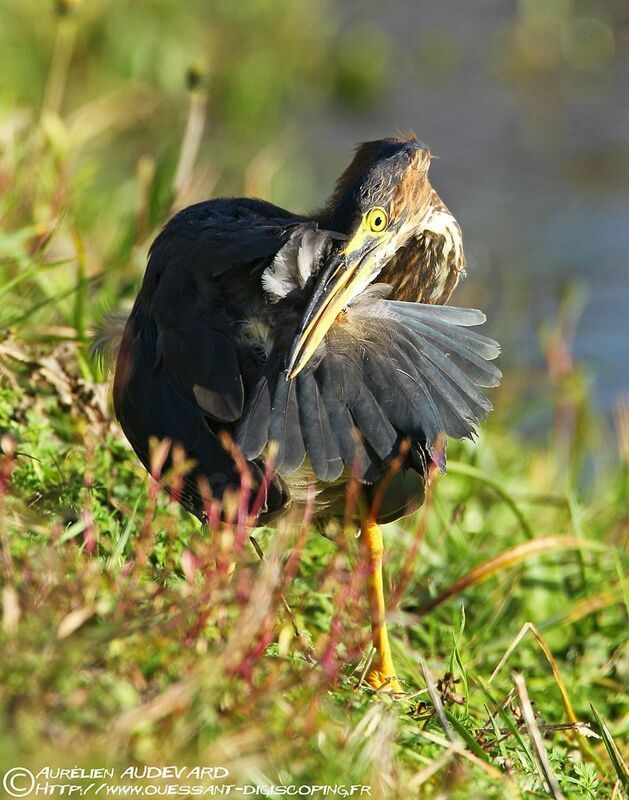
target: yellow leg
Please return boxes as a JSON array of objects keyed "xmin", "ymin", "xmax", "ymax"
[{"xmin": 360, "ymin": 519, "xmax": 402, "ymax": 693}]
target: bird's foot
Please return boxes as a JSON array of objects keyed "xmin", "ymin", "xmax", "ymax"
[{"xmin": 366, "ymin": 667, "xmax": 403, "ymax": 694}]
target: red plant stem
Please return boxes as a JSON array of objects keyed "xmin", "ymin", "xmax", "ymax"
[{"xmin": 389, "ymin": 474, "xmax": 438, "ymax": 608}]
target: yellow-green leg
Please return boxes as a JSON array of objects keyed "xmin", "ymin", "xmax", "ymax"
[{"xmin": 361, "ymin": 519, "xmax": 402, "ymax": 693}]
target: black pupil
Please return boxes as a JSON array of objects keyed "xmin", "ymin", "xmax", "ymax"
[{"xmin": 374, "ymin": 215, "xmax": 382, "ymax": 227}]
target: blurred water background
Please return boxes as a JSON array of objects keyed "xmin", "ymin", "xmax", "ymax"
[{"xmin": 1, "ymin": 0, "xmax": 627, "ymax": 418}]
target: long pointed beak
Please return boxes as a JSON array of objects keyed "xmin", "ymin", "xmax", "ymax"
[{"xmin": 287, "ymin": 234, "xmax": 389, "ymax": 378}]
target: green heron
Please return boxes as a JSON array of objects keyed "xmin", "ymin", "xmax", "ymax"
[{"xmin": 113, "ymin": 135, "xmax": 500, "ymax": 692}]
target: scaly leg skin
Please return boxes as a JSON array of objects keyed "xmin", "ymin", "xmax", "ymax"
[{"xmin": 360, "ymin": 519, "xmax": 403, "ymax": 693}]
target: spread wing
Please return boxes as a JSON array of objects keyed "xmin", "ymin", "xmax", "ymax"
[{"xmin": 236, "ymin": 226, "xmax": 501, "ymax": 483}]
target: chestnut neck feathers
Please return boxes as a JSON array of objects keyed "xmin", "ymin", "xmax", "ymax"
[{"xmin": 317, "ymin": 136, "xmax": 466, "ymax": 305}]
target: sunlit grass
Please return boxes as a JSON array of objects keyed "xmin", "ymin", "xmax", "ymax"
[{"xmin": 0, "ymin": 350, "xmax": 626, "ymax": 797}]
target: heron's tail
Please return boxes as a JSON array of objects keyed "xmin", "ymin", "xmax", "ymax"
[{"xmin": 90, "ymin": 308, "xmax": 130, "ymax": 369}]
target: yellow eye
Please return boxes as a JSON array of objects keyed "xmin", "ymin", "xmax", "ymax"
[{"xmin": 366, "ymin": 207, "xmax": 388, "ymax": 233}]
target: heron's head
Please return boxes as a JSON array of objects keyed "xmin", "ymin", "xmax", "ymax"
[
  {"xmin": 288, "ymin": 136, "xmax": 463, "ymax": 377},
  {"xmin": 325, "ymin": 135, "xmax": 433, "ymax": 240}
]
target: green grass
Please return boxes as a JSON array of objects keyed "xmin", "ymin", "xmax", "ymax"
[{"xmin": 0, "ymin": 2, "xmax": 627, "ymax": 798}]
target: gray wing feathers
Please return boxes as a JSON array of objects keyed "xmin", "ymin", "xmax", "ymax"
[
  {"xmin": 296, "ymin": 371, "xmax": 343, "ymax": 482},
  {"xmin": 268, "ymin": 375, "xmax": 306, "ymax": 473},
  {"xmin": 237, "ymin": 232, "xmax": 501, "ymax": 483},
  {"xmin": 236, "ymin": 297, "xmax": 501, "ymax": 482}
]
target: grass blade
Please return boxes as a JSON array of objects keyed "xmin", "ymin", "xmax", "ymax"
[
  {"xmin": 444, "ymin": 710, "xmax": 492, "ymax": 763},
  {"xmin": 514, "ymin": 673, "xmax": 565, "ymax": 799},
  {"xmin": 416, "ymin": 537, "xmax": 606, "ymax": 618},
  {"xmin": 471, "ymin": 672, "xmax": 534, "ymax": 767},
  {"xmin": 590, "ymin": 704, "xmax": 629, "ymax": 790}
]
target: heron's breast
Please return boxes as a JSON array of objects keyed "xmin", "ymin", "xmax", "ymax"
[{"xmin": 381, "ymin": 210, "xmax": 465, "ymax": 305}]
